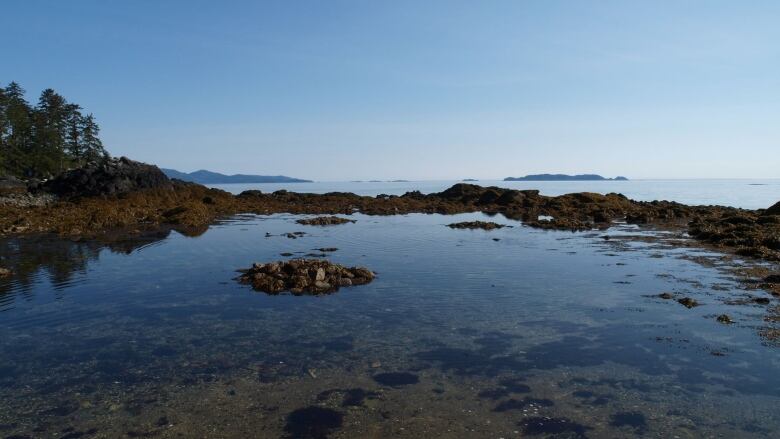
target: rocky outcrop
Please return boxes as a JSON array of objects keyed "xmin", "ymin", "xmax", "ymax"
[
  {"xmin": 0, "ymin": 176, "xmax": 27, "ymax": 195},
  {"xmin": 236, "ymin": 259, "xmax": 374, "ymax": 295},
  {"xmin": 296, "ymin": 216, "xmax": 356, "ymax": 226},
  {"xmin": 447, "ymin": 221, "xmax": 507, "ymax": 230},
  {"xmin": 765, "ymin": 201, "xmax": 780, "ymax": 216},
  {"xmin": 40, "ymin": 157, "xmax": 171, "ymax": 198}
]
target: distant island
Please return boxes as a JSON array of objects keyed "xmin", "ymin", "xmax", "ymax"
[
  {"xmin": 161, "ymin": 169, "xmax": 312, "ymax": 184},
  {"xmin": 462, "ymin": 179, "xmax": 479, "ymax": 182},
  {"xmin": 504, "ymin": 174, "xmax": 628, "ymax": 181}
]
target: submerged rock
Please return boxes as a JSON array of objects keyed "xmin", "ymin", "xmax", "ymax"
[
  {"xmin": 677, "ymin": 297, "xmax": 700, "ymax": 308},
  {"xmin": 237, "ymin": 259, "xmax": 374, "ymax": 295},
  {"xmin": 0, "ymin": 267, "xmax": 11, "ymax": 278},
  {"xmin": 716, "ymin": 314, "xmax": 734, "ymax": 324},
  {"xmin": 296, "ymin": 216, "xmax": 355, "ymax": 226},
  {"xmin": 447, "ymin": 221, "xmax": 507, "ymax": 230}
]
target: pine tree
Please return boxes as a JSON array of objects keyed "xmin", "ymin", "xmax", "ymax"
[
  {"xmin": 80, "ymin": 113, "xmax": 106, "ymax": 163},
  {"xmin": 33, "ymin": 88, "xmax": 69, "ymax": 175},
  {"xmin": 64, "ymin": 103, "xmax": 84, "ymax": 164},
  {"xmin": 0, "ymin": 87, "xmax": 8, "ymax": 175},
  {"xmin": 0, "ymin": 82, "xmax": 108, "ymax": 177},
  {"xmin": 3, "ymin": 82, "xmax": 34, "ymax": 177}
]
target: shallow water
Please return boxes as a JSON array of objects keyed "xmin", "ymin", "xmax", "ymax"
[
  {"xmin": 209, "ymin": 179, "xmax": 780, "ymax": 209},
  {"xmin": 0, "ymin": 213, "xmax": 779, "ymax": 438}
]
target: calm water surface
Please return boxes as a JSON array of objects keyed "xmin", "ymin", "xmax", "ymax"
[
  {"xmin": 0, "ymin": 212, "xmax": 779, "ymax": 438},
  {"xmin": 210, "ymin": 179, "xmax": 780, "ymax": 209}
]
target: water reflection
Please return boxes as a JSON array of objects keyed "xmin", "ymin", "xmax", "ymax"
[
  {"xmin": 0, "ymin": 230, "xmax": 172, "ymax": 310},
  {"xmin": 0, "ymin": 213, "xmax": 778, "ymax": 438}
]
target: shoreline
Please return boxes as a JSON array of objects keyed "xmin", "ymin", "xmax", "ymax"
[{"xmin": 1, "ymin": 181, "xmax": 778, "ymax": 263}]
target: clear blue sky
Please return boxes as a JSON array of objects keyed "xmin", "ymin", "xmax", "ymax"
[{"xmin": 2, "ymin": 1, "xmax": 778, "ymax": 180}]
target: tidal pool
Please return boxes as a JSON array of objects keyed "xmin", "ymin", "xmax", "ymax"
[{"xmin": 0, "ymin": 213, "xmax": 778, "ymax": 438}]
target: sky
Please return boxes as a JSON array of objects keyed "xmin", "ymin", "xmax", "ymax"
[{"xmin": 2, "ymin": 1, "xmax": 778, "ymax": 180}]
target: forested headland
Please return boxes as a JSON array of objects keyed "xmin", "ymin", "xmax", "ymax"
[{"xmin": 0, "ymin": 81, "xmax": 108, "ymax": 179}]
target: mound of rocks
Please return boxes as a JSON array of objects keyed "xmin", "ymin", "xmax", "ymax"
[
  {"xmin": 237, "ymin": 259, "xmax": 374, "ymax": 295},
  {"xmin": 41, "ymin": 157, "xmax": 171, "ymax": 198},
  {"xmin": 447, "ymin": 221, "xmax": 507, "ymax": 230},
  {"xmin": 296, "ymin": 216, "xmax": 356, "ymax": 226}
]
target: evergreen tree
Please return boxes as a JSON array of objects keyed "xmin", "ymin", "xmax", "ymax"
[
  {"xmin": 33, "ymin": 88, "xmax": 69, "ymax": 175},
  {"xmin": 0, "ymin": 87, "xmax": 8, "ymax": 174},
  {"xmin": 0, "ymin": 81, "xmax": 108, "ymax": 178},
  {"xmin": 64, "ymin": 103, "xmax": 84, "ymax": 164},
  {"xmin": 80, "ymin": 113, "xmax": 105, "ymax": 163},
  {"xmin": 3, "ymin": 82, "xmax": 34, "ymax": 177}
]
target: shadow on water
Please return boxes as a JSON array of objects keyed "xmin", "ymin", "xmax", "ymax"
[{"xmin": 417, "ymin": 324, "xmax": 780, "ymax": 397}]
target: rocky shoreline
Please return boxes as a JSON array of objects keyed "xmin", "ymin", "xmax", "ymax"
[{"xmin": 1, "ymin": 158, "xmax": 778, "ymax": 264}]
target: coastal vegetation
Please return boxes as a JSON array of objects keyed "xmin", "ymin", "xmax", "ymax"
[{"xmin": 0, "ymin": 82, "xmax": 108, "ymax": 178}]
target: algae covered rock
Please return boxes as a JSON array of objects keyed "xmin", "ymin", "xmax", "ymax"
[
  {"xmin": 237, "ymin": 259, "xmax": 374, "ymax": 295},
  {"xmin": 296, "ymin": 216, "xmax": 356, "ymax": 226},
  {"xmin": 447, "ymin": 221, "xmax": 507, "ymax": 231}
]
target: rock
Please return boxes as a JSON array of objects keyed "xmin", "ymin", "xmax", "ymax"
[
  {"xmin": 0, "ymin": 176, "xmax": 27, "ymax": 195},
  {"xmin": 435, "ymin": 183, "xmax": 483, "ymax": 201},
  {"xmin": 401, "ymin": 190, "xmax": 425, "ymax": 200},
  {"xmin": 41, "ymin": 157, "xmax": 171, "ymax": 198},
  {"xmin": 495, "ymin": 190, "xmax": 526, "ymax": 206},
  {"xmin": 658, "ymin": 292, "xmax": 674, "ymax": 300},
  {"xmin": 677, "ymin": 297, "xmax": 699, "ymax": 308},
  {"xmin": 447, "ymin": 221, "xmax": 507, "ymax": 230},
  {"xmin": 237, "ymin": 259, "xmax": 375, "ymax": 295},
  {"xmin": 296, "ymin": 216, "xmax": 355, "ymax": 226},
  {"xmin": 0, "ymin": 267, "xmax": 12, "ymax": 278},
  {"xmin": 753, "ymin": 297, "xmax": 770, "ymax": 305},
  {"xmin": 476, "ymin": 189, "xmax": 501, "ymax": 205},
  {"xmin": 764, "ymin": 201, "xmax": 780, "ymax": 216},
  {"xmin": 765, "ymin": 274, "xmax": 780, "ymax": 283},
  {"xmin": 716, "ymin": 314, "xmax": 734, "ymax": 324},
  {"xmin": 592, "ymin": 210, "xmax": 612, "ymax": 223}
]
